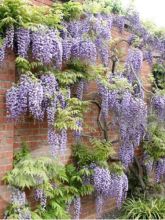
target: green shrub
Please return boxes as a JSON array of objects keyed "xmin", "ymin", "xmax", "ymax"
[{"xmin": 121, "ymin": 197, "xmax": 165, "ymax": 219}]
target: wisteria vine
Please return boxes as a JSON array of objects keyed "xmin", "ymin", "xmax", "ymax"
[{"xmin": 2, "ymin": 1, "xmax": 165, "ymax": 219}]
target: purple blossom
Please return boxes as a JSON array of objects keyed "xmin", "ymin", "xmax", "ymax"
[
  {"xmin": 152, "ymin": 94, "xmax": 165, "ymax": 121},
  {"xmin": 16, "ymin": 28, "xmax": 30, "ymax": 57},
  {"xmin": 71, "ymin": 40, "xmax": 97, "ymax": 64},
  {"xmin": 155, "ymin": 158, "xmax": 165, "ymax": 183},
  {"xmin": 5, "ymin": 26, "xmax": 14, "ymax": 49},
  {"xmin": 34, "ymin": 189, "xmax": 47, "ymax": 209},
  {"xmin": 73, "ymin": 197, "xmax": 81, "ymax": 220},
  {"xmin": 125, "ymin": 48, "xmax": 143, "ymax": 83}
]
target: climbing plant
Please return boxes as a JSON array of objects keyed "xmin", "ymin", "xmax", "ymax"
[{"xmin": 1, "ymin": 0, "xmax": 165, "ymax": 219}]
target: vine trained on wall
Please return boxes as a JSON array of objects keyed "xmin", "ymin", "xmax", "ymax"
[{"xmin": 1, "ymin": 0, "xmax": 165, "ymax": 219}]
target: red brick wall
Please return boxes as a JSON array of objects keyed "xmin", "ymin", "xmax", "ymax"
[
  {"xmin": 0, "ymin": 51, "xmax": 15, "ymax": 216},
  {"xmin": 32, "ymin": 0, "xmax": 52, "ymax": 6},
  {"xmin": 0, "ymin": 10, "xmax": 152, "ymax": 219}
]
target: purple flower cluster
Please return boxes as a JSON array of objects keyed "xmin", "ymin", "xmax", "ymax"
[
  {"xmin": 95, "ymin": 193, "xmax": 103, "ymax": 218},
  {"xmin": 31, "ymin": 28, "xmax": 62, "ymax": 68},
  {"xmin": 93, "ymin": 166, "xmax": 111, "ymax": 195},
  {"xmin": 6, "ymin": 73, "xmax": 68, "ymax": 156},
  {"xmin": 92, "ymin": 166, "xmax": 128, "ymax": 216},
  {"xmin": 97, "ymin": 82, "xmax": 109, "ymax": 118},
  {"xmin": 6, "ymin": 74, "xmax": 44, "ymax": 120},
  {"xmin": 34, "ymin": 189, "xmax": 47, "ymax": 209},
  {"xmin": 143, "ymin": 50, "xmax": 153, "ymax": 66},
  {"xmin": 31, "ymin": 28, "xmax": 53, "ymax": 64},
  {"xmin": 112, "ymin": 15, "xmax": 125, "ymax": 33},
  {"xmin": 76, "ymin": 79, "xmax": 84, "ymax": 100},
  {"xmin": 98, "ymin": 76, "xmax": 147, "ymax": 167},
  {"xmin": 127, "ymin": 11, "xmax": 140, "ymax": 28},
  {"xmin": 0, "ymin": 41, "xmax": 6, "ymax": 63},
  {"xmin": 71, "ymin": 40, "xmax": 97, "ymax": 64},
  {"xmin": 143, "ymin": 153, "xmax": 153, "ymax": 175},
  {"xmin": 155, "ymin": 158, "xmax": 165, "ymax": 183},
  {"xmin": 73, "ymin": 197, "xmax": 81, "ymax": 220},
  {"xmin": 48, "ymin": 30, "xmax": 63, "ymax": 69},
  {"xmin": 128, "ymin": 34, "xmax": 137, "ymax": 45},
  {"xmin": 0, "ymin": 26, "xmax": 15, "ymax": 63},
  {"xmin": 67, "ymin": 18, "xmax": 90, "ymax": 39},
  {"xmin": 5, "ymin": 26, "xmax": 15, "ymax": 49},
  {"xmin": 11, "ymin": 187, "xmax": 26, "ymax": 207},
  {"xmin": 10, "ymin": 187, "xmax": 31, "ymax": 220},
  {"xmin": 95, "ymin": 38, "xmax": 110, "ymax": 67},
  {"xmin": 16, "ymin": 28, "xmax": 30, "ymax": 58},
  {"xmin": 18, "ymin": 208, "xmax": 31, "ymax": 220},
  {"xmin": 64, "ymin": 13, "xmax": 112, "ymax": 67},
  {"xmin": 41, "ymin": 73, "xmax": 59, "ymax": 121},
  {"xmin": 118, "ymin": 92, "xmax": 147, "ymax": 167},
  {"xmin": 92, "ymin": 14, "xmax": 112, "ymax": 40},
  {"xmin": 93, "ymin": 15, "xmax": 112, "ymax": 67},
  {"xmin": 152, "ymin": 94, "xmax": 165, "ymax": 121},
  {"xmin": 125, "ymin": 48, "xmax": 143, "ymax": 83},
  {"xmin": 62, "ymin": 39, "xmax": 73, "ymax": 62}
]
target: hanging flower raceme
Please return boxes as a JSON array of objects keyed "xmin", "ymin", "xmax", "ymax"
[
  {"xmin": 155, "ymin": 158, "xmax": 165, "ymax": 183},
  {"xmin": 143, "ymin": 154, "xmax": 165, "ymax": 183},
  {"xmin": 34, "ymin": 188, "xmax": 47, "ymax": 209},
  {"xmin": 98, "ymin": 75, "xmax": 147, "ymax": 167},
  {"xmin": 143, "ymin": 50, "xmax": 153, "ymax": 66},
  {"xmin": 6, "ymin": 72, "xmax": 67, "ymax": 155},
  {"xmin": 6, "ymin": 74, "xmax": 44, "ymax": 121},
  {"xmin": 48, "ymin": 29, "xmax": 63, "ymax": 69},
  {"xmin": 95, "ymin": 38, "xmax": 110, "ymax": 67},
  {"xmin": 10, "ymin": 187, "xmax": 31, "ymax": 220},
  {"xmin": 16, "ymin": 28, "xmax": 30, "ymax": 58},
  {"xmin": 97, "ymin": 81, "xmax": 109, "ymax": 119},
  {"xmin": 127, "ymin": 10, "xmax": 141, "ymax": 28},
  {"xmin": 71, "ymin": 39, "xmax": 97, "ymax": 64},
  {"xmin": 0, "ymin": 40, "xmax": 6, "ymax": 63},
  {"xmin": 125, "ymin": 48, "xmax": 143, "ymax": 84},
  {"xmin": 152, "ymin": 91, "xmax": 165, "ymax": 121},
  {"xmin": 62, "ymin": 38, "xmax": 73, "ymax": 62},
  {"xmin": 112, "ymin": 15, "xmax": 125, "ymax": 33},
  {"xmin": 0, "ymin": 26, "xmax": 14, "ymax": 63},
  {"xmin": 92, "ymin": 165, "xmax": 128, "ymax": 218},
  {"xmin": 28, "ymin": 79, "xmax": 44, "ymax": 120},
  {"xmin": 90, "ymin": 14, "xmax": 112, "ymax": 67},
  {"xmin": 143, "ymin": 152, "xmax": 154, "ymax": 175},
  {"xmin": 31, "ymin": 27, "xmax": 62, "ymax": 67},
  {"xmin": 31, "ymin": 27, "xmax": 53, "ymax": 64},
  {"xmin": 117, "ymin": 93, "xmax": 147, "ymax": 167},
  {"xmin": 67, "ymin": 18, "xmax": 90, "ymax": 39},
  {"xmin": 41, "ymin": 73, "xmax": 59, "ymax": 116},
  {"xmin": 47, "ymin": 94, "xmax": 67, "ymax": 156},
  {"xmin": 41, "ymin": 73, "xmax": 68, "ymax": 156},
  {"xmin": 5, "ymin": 26, "xmax": 15, "ymax": 50},
  {"xmin": 92, "ymin": 14, "xmax": 112, "ymax": 40},
  {"xmin": 73, "ymin": 197, "xmax": 81, "ymax": 220}
]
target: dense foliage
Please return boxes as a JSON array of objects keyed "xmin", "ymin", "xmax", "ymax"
[
  {"xmin": 121, "ymin": 197, "xmax": 165, "ymax": 219},
  {"xmin": 1, "ymin": 0, "xmax": 165, "ymax": 219},
  {"xmin": 4, "ymin": 145, "xmax": 93, "ymax": 219}
]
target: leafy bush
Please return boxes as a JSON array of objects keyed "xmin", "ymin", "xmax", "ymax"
[
  {"xmin": 61, "ymin": 1, "xmax": 83, "ymax": 21},
  {"xmin": 0, "ymin": 0, "xmax": 63, "ymax": 32},
  {"xmin": 152, "ymin": 63, "xmax": 165, "ymax": 90},
  {"xmin": 143, "ymin": 119, "xmax": 165, "ymax": 160},
  {"xmin": 4, "ymin": 145, "xmax": 93, "ymax": 219},
  {"xmin": 83, "ymin": 0, "xmax": 124, "ymax": 15},
  {"xmin": 73, "ymin": 138, "xmax": 115, "ymax": 168},
  {"xmin": 121, "ymin": 197, "xmax": 165, "ymax": 219}
]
